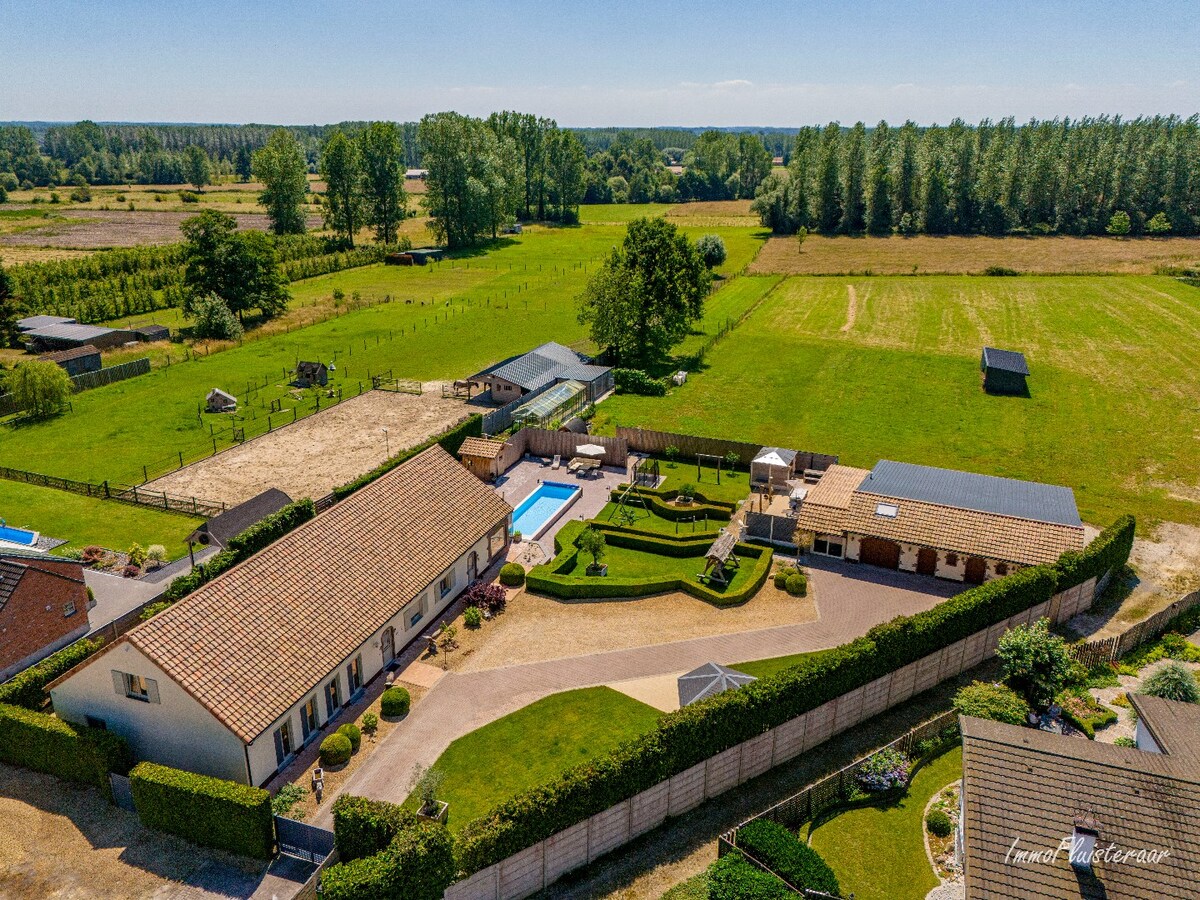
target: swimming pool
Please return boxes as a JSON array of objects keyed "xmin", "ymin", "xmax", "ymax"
[
  {"xmin": 0, "ymin": 524, "xmax": 39, "ymax": 548},
  {"xmin": 510, "ymin": 481, "xmax": 581, "ymax": 540}
]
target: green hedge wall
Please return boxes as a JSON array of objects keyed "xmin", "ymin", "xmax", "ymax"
[
  {"xmin": 612, "ymin": 486, "xmax": 736, "ymax": 522},
  {"xmin": 455, "ymin": 555, "xmax": 1061, "ymax": 873},
  {"xmin": 332, "ymin": 794, "xmax": 419, "ymax": 861},
  {"xmin": 1056, "ymin": 514, "xmax": 1135, "ymax": 590},
  {"xmin": 0, "ymin": 702, "xmax": 131, "ymax": 798},
  {"xmin": 333, "ymin": 415, "xmax": 482, "ymax": 501},
  {"xmin": 736, "ymin": 820, "xmax": 840, "ymax": 894},
  {"xmin": 130, "ymin": 762, "xmax": 274, "ymax": 859},
  {"xmin": 322, "ymin": 804, "xmax": 455, "ymax": 900},
  {"xmin": 0, "ymin": 638, "xmax": 102, "ymax": 709},
  {"xmin": 526, "ymin": 521, "xmax": 772, "ymax": 606}
]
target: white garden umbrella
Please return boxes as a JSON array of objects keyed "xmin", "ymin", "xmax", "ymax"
[{"xmin": 576, "ymin": 443, "xmax": 606, "ymax": 457}]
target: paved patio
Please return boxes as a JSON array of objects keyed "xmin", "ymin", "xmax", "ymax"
[{"xmin": 493, "ymin": 457, "xmax": 627, "ymax": 555}]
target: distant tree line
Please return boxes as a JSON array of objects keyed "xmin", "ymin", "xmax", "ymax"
[{"xmin": 753, "ymin": 116, "xmax": 1200, "ymax": 237}]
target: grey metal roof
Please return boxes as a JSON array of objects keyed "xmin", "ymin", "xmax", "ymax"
[
  {"xmin": 188, "ymin": 488, "xmax": 292, "ymax": 548},
  {"xmin": 555, "ymin": 364, "xmax": 610, "ymax": 384},
  {"xmin": 17, "ymin": 315, "xmax": 77, "ymax": 331},
  {"xmin": 857, "ymin": 460, "xmax": 1081, "ymax": 526},
  {"xmin": 677, "ymin": 662, "xmax": 756, "ymax": 707},
  {"xmin": 23, "ymin": 323, "xmax": 129, "ymax": 343},
  {"xmin": 981, "ymin": 347, "xmax": 1030, "ymax": 376},
  {"xmin": 473, "ymin": 342, "xmax": 595, "ymax": 391}
]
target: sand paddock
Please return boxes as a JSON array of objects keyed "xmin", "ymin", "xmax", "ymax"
[{"xmin": 146, "ymin": 389, "xmax": 470, "ymax": 505}]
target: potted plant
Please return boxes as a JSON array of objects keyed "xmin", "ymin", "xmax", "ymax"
[
  {"xmin": 578, "ymin": 526, "xmax": 607, "ymax": 576},
  {"xmin": 678, "ymin": 483, "xmax": 696, "ymax": 505},
  {"xmin": 512, "ymin": 529, "xmax": 523, "ymax": 544},
  {"xmin": 411, "ymin": 764, "xmax": 449, "ymax": 823}
]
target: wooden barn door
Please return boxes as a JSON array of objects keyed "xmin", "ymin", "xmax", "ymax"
[
  {"xmin": 964, "ymin": 557, "xmax": 988, "ymax": 584},
  {"xmin": 860, "ymin": 537, "xmax": 901, "ymax": 570},
  {"xmin": 917, "ymin": 547, "xmax": 938, "ymax": 576}
]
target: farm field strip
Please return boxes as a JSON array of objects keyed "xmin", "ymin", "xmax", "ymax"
[{"xmin": 595, "ymin": 274, "xmax": 1200, "ymax": 529}]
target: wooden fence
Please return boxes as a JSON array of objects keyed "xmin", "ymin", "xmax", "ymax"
[
  {"xmin": 1070, "ymin": 589, "xmax": 1200, "ymax": 667},
  {"xmin": 443, "ymin": 576, "xmax": 1098, "ymax": 900},
  {"xmin": 520, "ymin": 428, "xmax": 629, "ymax": 469},
  {"xmin": 0, "ymin": 464, "xmax": 226, "ymax": 518},
  {"xmin": 69, "ymin": 357, "xmax": 151, "ymax": 392},
  {"xmin": 616, "ymin": 426, "xmax": 838, "ymax": 472}
]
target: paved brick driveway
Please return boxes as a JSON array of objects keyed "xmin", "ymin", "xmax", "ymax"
[{"xmin": 314, "ymin": 558, "xmax": 961, "ymax": 825}]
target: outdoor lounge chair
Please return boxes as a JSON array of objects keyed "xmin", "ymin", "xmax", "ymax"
[{"xmin": 551, "ymin": 454, "xmax": 561, "ymax": 470}]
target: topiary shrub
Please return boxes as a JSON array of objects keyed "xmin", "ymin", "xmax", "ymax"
[
  {"xmin": 784, "ymin": 572, "xmax": 807, "ymax": 597},
  {"xmin": 1139, "ymin": 661, "xmax": 1200, "ymax": 704},
  {"xmin": 320, "ymin": 733, "xmax": 353, "ymax": 766},
  {"xmin": 773, "ymin": 566, "xmax": 795, "ymax": 590},
  {"xmin": 736, "ymin": 820, "xmax": 840, "ymax": 894},
  {"xmin": 338, "ymin": 723, "xmax": 362, "ymax": 753},
  {"xmin": 381, "ymin": 686, "xmax": 411, "ymax": 717},
  {"xmin": 706, "ymin": 853, "xmax": 790, "ymax": 900},
  {"xmin": 499, "ymin": 562, "xmax": 525, "ymax": 587},
  {"xmin": 953, "ymin": 680, "xmax": 1031, "ymax": 726},
  {"xmin": 464, "ymin": 606, "xmax": 482, "ymax": 628},
  {"xmin": 130, "ymin": 762, "xmax": 273, "ymax": 858},
  {"xmin": 926, "ymin": 808, "xmax": 953, "ymax": 837}
]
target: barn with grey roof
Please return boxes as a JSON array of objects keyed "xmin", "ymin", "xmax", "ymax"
[{"xmin": 469, "ymin": 341, "xmax": 613, "ymax": 404}]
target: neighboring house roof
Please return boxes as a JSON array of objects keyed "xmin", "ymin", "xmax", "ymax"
[
  {"xmin": 38, "ymin": 344, "xmax": 101, "ymax": 364},
  {"xmin": 960, "ymin": 707, "xmax": 1200, "ymax": 899},
  {"xmin": 795, "ymin": 462, "xmax": 1084, "ymax": 565},
  {"xmin": 982, "ymin": 347, "xmax": 1031, "ymax": 376},
  {"xmin": 858, "ymin": 460, "xmax": 1081, "ymax": 527},
  {"xmin": 187, "ymin": 488, "xmax": 292, "ymax": 548},
  {"xmin": 23, "ymin": 323, "xmax": 129, "ymax": 344},
  {"xmin": 0, "ymin": 554, "xmax": 85, "ymax": 615},
  {"xmin": 458, "ymin": 437, "xmax": 507, "ymax": 460},
  {"xmin": 471, "ymin": 341, "xmax": 599, "ymax": 392},
  {"xmin": 677, "ymin": 662, "xmax": 756, "ymax": 706},
  {"xmin": 63, "ymin": 446, "xmax": 512, "ymax": 744},
  {"xmin": 17, "ymin": 315, "xmax": 76, "ymax": 331}
]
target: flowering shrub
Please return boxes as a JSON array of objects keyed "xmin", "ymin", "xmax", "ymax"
[
  {"xmin": 81, "ymin": 545, "xmax": 105, "ymax": 565},
  {"xmin": 855, "ymin": 747, "xmax": 910, "ymax": 792},
  {"xmin": 463, "ymin": 581, "xmax": 506, "ymax": 614}
]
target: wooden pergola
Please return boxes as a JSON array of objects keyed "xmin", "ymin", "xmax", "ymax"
[{"xmin": 701, "ymin": 532, "xmax": 741, "ymax": 585}]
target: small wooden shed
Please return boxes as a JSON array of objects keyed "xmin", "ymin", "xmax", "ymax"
[
  {"xmin": 39, "ymin": 344, "xmax": 102, "ymax": 377},
  {"xmin": 206, "ymin": 388, "xmax": 237, "ymax": 413},
  {"xmin": 294, "ymin": 361, "xmax": 329, "ymax": 388},
  {"xmin": 981, "ymin": 347, "xmax": 1030, "ymax": 395},
  {"xmin": 458, "ymin": 436, "xmax": 509, "ymax": 482}
]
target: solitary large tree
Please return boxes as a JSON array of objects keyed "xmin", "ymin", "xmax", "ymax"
[
  {"xmin": 11, "ymin": 359, "xmax": 72, "ymax": 418},
  {"xmin": 319, "ymin": 130, "xmax": 364, "ymax": 246},
  {"xmin": 357, "ymin": 122, "xmax": 408, "ymax": 245},
  {"xmin": 577, "ymin": 217, "xmax": 711, "ymax": 368},
  {"xmin": 183, "ymin": 145, "xmax": 212, "ymax": 192},
  {"xmin": 252, "ymin": 129, "xmax": 308, "ymax": 235},
  {"xmin": 180, "ymin": 211, "xmax": 289, "ymax": 320}
]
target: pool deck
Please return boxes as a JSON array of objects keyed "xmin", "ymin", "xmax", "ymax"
[{"xmin": 494, "ymin": 457, "xmax": 627, "ymax": 556}]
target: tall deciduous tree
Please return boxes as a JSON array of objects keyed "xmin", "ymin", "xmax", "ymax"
[
  {"xmin": 234, "ymin": 145, "xmax": 253, "ymax": 182},
  {"xmin": 577, "ymin": 217, "xmax": 711, "ymax": 368},
  {"xmin": 814, "ymin": 123, "xmax": 843, "ymax": 233},
  {"xmin": 183, "ymin": 145, "xmax": 212, "ymax": 192},
  {"xmin": 865, "ymin": 121, "xmax": 893, "ymax": 235},
  {"xmin": 11, "ymin": 359, "xmax": 72, "ymax": 418},
  {"xmin": 357, "ymin": 122, "xmax": 407, "ymax": 245},
  {"xmin": 252, "ymin": 129, "xmax": 308, "ymax": 235},
  {"xmin": 320, "ymin": 130, "xmax": 365, "ymax": 246},
  {"xmin": 180, "ymin": 211, "xmax": 289, "ymax": 320},
  {"xmin": 839, "ymin": 122, "xmax": 867, "ymax": 234},
  {"xmin": 544, "ymin": 128, "xmax": 587, "ymax": 223}
]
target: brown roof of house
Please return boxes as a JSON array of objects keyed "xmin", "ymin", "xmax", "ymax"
[
  {"xmin": 961, "ymin": 712, "xmax": 1200, "ymax": 899},
  {"xmin": 64, "ymin": 446, "xmax": 511, "ymax": 743},
  {"xmin": 794, "ymin": 465, "xmax": 1083, "ymax": 565},
  {"xmin": 459, "ymin": 436, "xmax": 507, "ymax": 460},
  {"xmin": 38, "ymin": 344, "xmax": 101, "ymax": 364},
  {"xmin": 0, "ymin": 554, "xmax": 85, "ymax": 614},
  {"xmin": 1130, "ymin": 694, "xmax": 1200, "ymax": 769}
]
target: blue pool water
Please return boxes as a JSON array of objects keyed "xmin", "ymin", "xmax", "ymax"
[
  {"xmin": 0, "ymin": 524, "xmax": 38, "ymax": 547},
  {"xmin": 511, "ymin": 481, "xmax": 581, "ymax": 539}
]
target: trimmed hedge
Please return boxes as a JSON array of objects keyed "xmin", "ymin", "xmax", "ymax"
[
  {"xmin": 737, "ymin": 820, "xmax": 840, "ymax": 894},
  {"xmin": 130, "ymin": 762, "xmax": 274, "ymax": 859},
  {"xmin": 1056, "ymin": 514, "xmax": 1135, "ymax": 590},
  {"xmin": 338, "ymin": 723, "xmax": 362, "ymax": 753},
  {"xmin": 613, "ymin": 368, "xmax": 667, "ymax": 396},
  {"xmin": 381, "ymin": 686, "xmax": 411, "ymax": 717},
  {"xmin": 0, "ymin": 638, "xmax": 102, "ymax": 709},
  {"xmin": 706, "ymin": 853, "xmax": 790, "ymax": 900},
  {"xmin": 0, "ymin": 702, "xmax": 131, "ymax": 798},
  {"xmin": 162, "ymin": 499, "xmax": 317, "ymax": 602},
  {"xmin": 455, "ymin": 559, "xmax": 1060, "ymax": 873},
  {"xmin": 610, "ymin": 486, "xmax": 735, "ymax": 522},
  {"xmin": 525, "ymin": 521, "xmax": 773, "ymax": 606},
  {"xmin": 332, "ymin": 794, "xmax": 419, "ymax": 861},
  {"xmin": 321, "ymin": 733, "xmax": 353, "ymax": 766},
  {"xmin": 498, "ymin": 562, "xmax": 525, "ymax": 587},
  {"xmin": 333, "ymin": 415, "xmax": 482, "ymax": 501}
]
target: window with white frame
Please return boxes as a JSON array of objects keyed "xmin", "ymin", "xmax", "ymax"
[
  {"xmin": 439, "ymin": 571, "xmax": 455, "ymax": 598},
  {"xmin": 112, "ymin": 670, "xmax": 159, "ymax": 703},
  {"xmin": 63, "ymin": 600, "xmax": 77, "ymax": 617}
]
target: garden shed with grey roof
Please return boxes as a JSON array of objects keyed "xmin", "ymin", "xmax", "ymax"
[{"xmin": 980, "ymin": 346, "xmax": 1030, "ymax": 394}]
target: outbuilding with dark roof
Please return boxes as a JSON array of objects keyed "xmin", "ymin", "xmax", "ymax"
[
  {"xmin": 981, "ymin": 346, "xmax": 1030, "ymax": 394},
  {"xmin": 186, "ymin": 488, "xmax": 292, "ymax": 550},
  {"xmin": 39, "ymin": 344, "xmax": 102, "ymax": 376},
  {"xmin": 469, "ymin": 341, "xmax": 613, "ymax": 404}
]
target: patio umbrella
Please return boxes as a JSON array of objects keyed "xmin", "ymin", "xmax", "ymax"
[
  {"xmin": 576, "ymin": 443, "xmax": 606, "ymax": 457},
  {"xmin": 677, "ymin": 662, "xmax": 757, "ymax": 707}
]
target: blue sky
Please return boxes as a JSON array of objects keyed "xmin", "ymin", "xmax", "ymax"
[{"xmin": 3, "ymin": 0, "xmax": 1198, "ymax": 126}]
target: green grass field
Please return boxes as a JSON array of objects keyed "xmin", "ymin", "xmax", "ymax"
[
  {"xmin": 0, "ymin": 479, "xmax": 200, "ymax": 558},
  {"xmin": 808, "ymin": 747, "xmax": 962, "ymax": 900},
  {"xmin": 595, "ymin": 274, "xmax": 1200, "ymax": 529},
  {"xmin": 0, "ymin": 224, "xmax": 766, "ymax": 486},
  {"xmin": 594, "ymin": 502, "xmax": 723, "ymax": 535},
  {"xmin": 407, "ymin": 687, "xmax": 662, "ymax": 832}
]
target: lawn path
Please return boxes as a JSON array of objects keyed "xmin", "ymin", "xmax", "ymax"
[{"xmin": 314, "ymin": 559, "xmax": 957, "ymax": 827}]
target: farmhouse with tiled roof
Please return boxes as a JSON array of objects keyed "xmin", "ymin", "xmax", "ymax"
[{"xmin": 49, "ymin": 446, "xmax": 512, "ymax": 786}]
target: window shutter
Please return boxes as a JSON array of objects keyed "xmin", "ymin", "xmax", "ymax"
[
  {"xmin": 274, "ymin": 728, "xmax": 285, "ymax": 764},
  {"xmin": 300, "ymin": 706, "xmax": 311, "ymax": 739},
  {"xmin": 146, "ymin": 678, "xmax": 160, "ymax": 704},
  {"xmin": 112, "ymin": 670, "xmax": 125, "ymax": 696},
  {"xmin": 324, "ymin": 682, "xmax": 335, "ymax": 717}
]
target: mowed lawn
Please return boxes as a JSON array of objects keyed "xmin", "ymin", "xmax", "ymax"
[
  {"xmin": 406, "ymin": 687, "xmax": 662, "ymax": 832},
  {"xmin": 0, "ymin": 223, "xmax": 765, "ymax": 484},
  {"xmin": 808, "ymin": 747, "xmax": 963, "ymax": 900},
  {"xmin": 595, "ymin": 275, "xmax": 1200, "ymax": 529},
  {"xmin": 0, "ymin": 479, "xmax": 200, "ymax": 559}
]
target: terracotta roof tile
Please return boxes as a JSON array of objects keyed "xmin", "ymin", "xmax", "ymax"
[
  {"xmin": 459, "ymin": 436, "xmax": 507, "ymax": 460},
  {"xmin": 121, "ymin": 446, "xmax": 511, "ymax": 743}
]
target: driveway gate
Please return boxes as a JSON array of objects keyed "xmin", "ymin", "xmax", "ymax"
[{"xmin": 275, "ymin": 815, "xmax": 335, "ymax": 864}]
